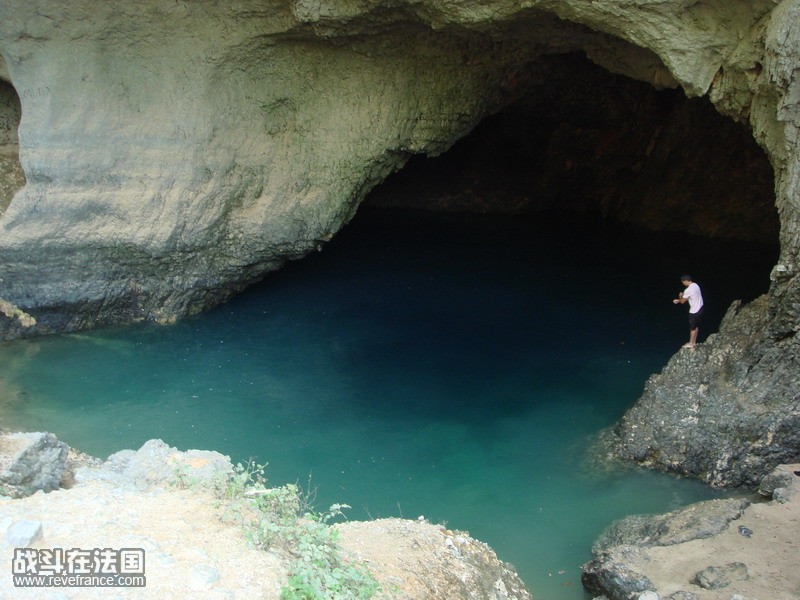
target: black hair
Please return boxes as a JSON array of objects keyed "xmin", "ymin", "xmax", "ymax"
[{"xmin": 680, "ymin": 274, "xmax": 692, "ymax": 282}]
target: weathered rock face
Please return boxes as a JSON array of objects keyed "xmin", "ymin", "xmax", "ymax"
[
  {"xmin": 0, "ymin": 433, "xmax": 534, "ymax": 599},
  {"xmin": 0, "ymin": 0, "xmax": 793, "ymax": 333},
  {"xmin": 337, "ymin": 519, "xmax": 532, "ymax": 600},
  {"xmin": 0, "ymin": 1, "xmax": 798, "ymax": 485},
  {"xmin": 615, "ymin": 294, "xmax": 800, "ymax": 487}
]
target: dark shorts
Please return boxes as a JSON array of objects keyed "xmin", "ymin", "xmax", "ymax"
[{"xmin": 688, "ymin": 306, "xmax": 704, "ymax": 330}]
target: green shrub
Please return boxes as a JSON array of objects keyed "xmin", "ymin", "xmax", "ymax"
[{"xmin": 213, "ymin": 461, "xmax": 380, "ymax": 600}]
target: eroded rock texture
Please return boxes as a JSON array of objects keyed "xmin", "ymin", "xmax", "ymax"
[
  {"xmin": 616, "ymin": 295, "xmax": 800, "ymax": 487},
  {"xmin": 0, "ymin": 2, "xmax": 799, "ymax": 482},
  {"xmin": 0, "ymin": 78, "xmax": 23, "ymax": 218}
]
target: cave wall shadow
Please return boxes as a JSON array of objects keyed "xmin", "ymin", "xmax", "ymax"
[
  {"xmin": 0, "ymin": 78, "xmax": 24, "ymax": 218},
  {"xmin": 366, "ymin": 53, "xmax": 779, "ymax": 246}
]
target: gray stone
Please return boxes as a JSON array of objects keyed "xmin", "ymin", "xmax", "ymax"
[
  {"xmin": 667, "ymin": 593, "xmax": 698, "ymax": 600},
  {"xmin": 582, "ymin": 547, "xmax": 656, "ymax": 600},
  {"xmin": 737, "ymin": 525, "xmax": 753, "ymax": 538},
  {"xmin": 5, "ymin": 520, "xmax": 43, "ymax": 547},
  {"xmin": 772, "ymin": 486, "xmax": 795, "ymax": 503},
  {"xmin": 593, "ymin": 498, "xmax": 750, "ymax": 552},
  {"xmin": 122, "ymin": 439, "xmax": 232, "ymax": 490},
  {"xmin": 692, "ymin": 562, "xmax": 749, "ymax": 590},
  {"xmin": 103, "ymin": 449, "xmax": 136, "ymax": 472},
  {"xmin": 0, "ymin": 432, "xmax": 69, "ymax": 498},
  {"xmin": 74, "ymin": 439, "xmax": 232, "ymax": 490},
  {"xmin": 758, "ymin": 464, "xmax": 799, "ymax": 501},
  {"xmin": 615, "ymin": 297, "xmax": 800, "ymax": 487}
]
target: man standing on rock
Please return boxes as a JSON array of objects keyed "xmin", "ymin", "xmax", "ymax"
[{"xmin": 673, "ymin": 274, "xmax": 704, "ymax": 349}]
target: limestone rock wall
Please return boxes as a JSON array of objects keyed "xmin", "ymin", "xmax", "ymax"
[
  {"xmin": 0, "ymin": 1, "xmax": 543, "ymax": 334},
  {"xmin": 616, "ymin": 296, "xmax": 800, "ymax": 487}
]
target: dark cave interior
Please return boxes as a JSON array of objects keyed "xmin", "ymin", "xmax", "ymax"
[{"xmin": 366, "ymin": 54, "xmax": 778, "ymax": 245}]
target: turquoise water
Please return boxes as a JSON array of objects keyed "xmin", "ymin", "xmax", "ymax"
[{"xmin": 0, "ymin": 209, "xmax": 775, "ymax": 599}]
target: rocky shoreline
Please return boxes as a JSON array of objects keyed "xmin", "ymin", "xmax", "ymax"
[
  {"xmin": 2, "ymin": 430, "xmax": 799, "ymax": 599},
  {"xmin": 582, "ymin": 464, "xmax": 800, "ymax": 600},
  {"xmin": 0, "ymin": 433, "xmax": 531, "ymax": 599},
  {"xmin": 613, "ymin": 296, "xmax": 800, "ymax": 488}
]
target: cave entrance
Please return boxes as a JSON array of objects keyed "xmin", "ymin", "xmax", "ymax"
[
  {"xmin": 0, "ymin": 78, "xmax": 25, "ymax": 219},
  {"xmin": 366, "ymin": 53, "xmax": 779, "ymax": 245}
]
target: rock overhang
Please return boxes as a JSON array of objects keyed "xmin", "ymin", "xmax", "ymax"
[{"xmin": 0, "ymin": 0, "xmax": 796, "ymax": 342}]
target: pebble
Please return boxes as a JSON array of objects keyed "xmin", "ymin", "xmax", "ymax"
[{"xmin": 737, "ymin": 525, "xmax": 753, "ymax": 538}]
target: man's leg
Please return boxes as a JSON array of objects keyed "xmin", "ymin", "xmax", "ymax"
[{"xmin": 683, "ymin": 313, "xmax": 700, "ymax": 348}]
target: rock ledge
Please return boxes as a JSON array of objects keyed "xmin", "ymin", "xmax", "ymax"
[{"xmin": 582, "ymin": 464, "xmax": 800, "ymax": 600}]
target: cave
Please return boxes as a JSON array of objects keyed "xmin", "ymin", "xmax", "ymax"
[
  {"xmin": 366, "ymin": 53, "xmax": 779, "ymax": 244},
  {"xmin": 0, "ymin": 0, "xmax": 794, "ymax": 497},
  {"xmin": 0, "ymin": 2, "xmax": 795, "ymax": 342},
  {"xmin": 0, "ymin": 3, "xmax": 799, "ymax": 599}
]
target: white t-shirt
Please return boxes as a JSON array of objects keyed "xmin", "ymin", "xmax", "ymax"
[{"xmin": 684, "ymin": 282, "xmax": 704, "ymax": 314}]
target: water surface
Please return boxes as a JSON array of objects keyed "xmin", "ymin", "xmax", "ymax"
[{"xmin": 0, "ymin": 209, "xmax": 775, "ymax": 598}]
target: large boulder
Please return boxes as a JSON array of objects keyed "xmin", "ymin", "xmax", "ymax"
[
  {"xmin": 337, "ymin": 518, "xmax": 532, "ymax": 600},
  {"xmin": 75, "ymin": 438, "xmax": 232, "ymax": 490}
]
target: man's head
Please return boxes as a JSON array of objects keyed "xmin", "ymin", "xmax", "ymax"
[{"xmin": 680, "ymin": 274, "xmax": 692, "ymax": 284}]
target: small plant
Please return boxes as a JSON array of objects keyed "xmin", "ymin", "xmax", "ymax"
[
  {"xmin": 280, "ymin": 503, "xmax": 380, "ymax": 600},
  {"xmin": 170, "ymin": 459, "xmax": 203, "ymax": 490},
  {"xmin": 214, "ymin": 460, "xmax": 379, "ymax": 600}
]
